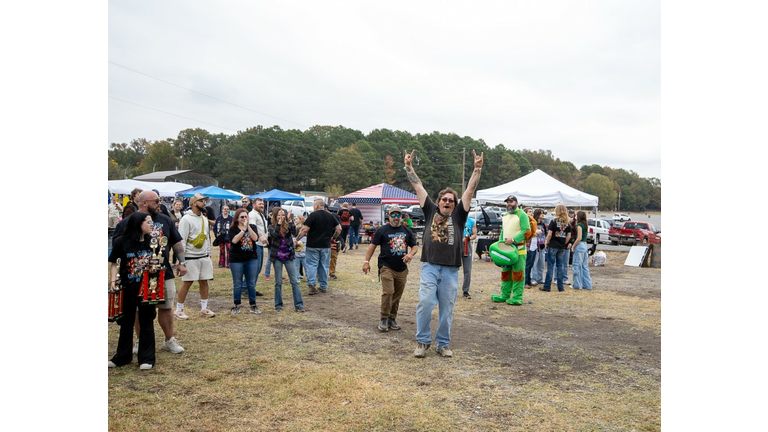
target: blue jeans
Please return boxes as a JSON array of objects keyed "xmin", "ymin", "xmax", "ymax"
[
  {"xmin": 230, "ymin": 258, "xmax": 258, "ymax": 305},
  {"xmin": 349, "ymin": 225, "xmax": 360, "ymax": 248},
  {"xmin": 243, "ymin": 245, "xmax": 264, "ymax": 290},
  {"xmin": 531, "ymin": 248, "xmax": 545, "ymax": 283},
  {"xmin": 525, "ymin": 249, "xmax": 537, "ymax": 285},
  {"xmin": 305, "ymin": 247, "xmax": 330, "ymax": 291},
  {"xmin": 294, "ymin": 256, "xmax": 306, "ymax": 277},
  {"xmin": 272, "ymin": 259, "xmax": 304, "ymax": 309},
  {"xmin": 415, "ymin": 263, "xmax": 459, "ymax": 349},
  {"xmin": 544, "ymin": 247, "xmax": 568, "ymax": 291},
  {"xmin": 571, "ymin": 242, "xmax": 593, "ymax": 290},
  {"xmin": 264, "ymin": 255, "xmax": 273, "ymax": 278}
]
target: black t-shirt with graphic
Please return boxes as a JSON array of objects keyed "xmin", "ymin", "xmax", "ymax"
[
  {"xmin": 421, "ymin": 198, "xmax": 468, "ymax": 267},
  {"xmin": 547, "ymin": 219, "xmax": 572, "ymax": 249},
  {"xmin": 228, "ymin": 224, "xmax": 259, "ymax": 263},
  {"xmin": 112, "ymin": 213, "xmax": 182, "ymax": 279},
  {"xmin": 372, "ymin": 224, "xmax": 417, "ymax": 272},
  {"xmin": 109, "ymin": 236, "xmax": 152, "ymax": 290}
]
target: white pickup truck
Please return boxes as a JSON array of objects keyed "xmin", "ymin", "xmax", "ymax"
[
  {"xmin": 587, "ymin": 218, "xmax": 612, "ymax": 244},
  {"xmin": 613, "ymin": 213, "xmax": 631, "ymax": 222},
  {"xmin": 282, "ymin": 200, "xmax": 312, "ymax": 217}
]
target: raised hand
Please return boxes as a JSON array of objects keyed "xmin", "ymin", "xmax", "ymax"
[
  {"xmin": 404, "ymin": 149, "xmax": 416, "ymax": 167},
  {"xmin": 473, "ymin": 149, "xmax": 484, "ymax": 168}
]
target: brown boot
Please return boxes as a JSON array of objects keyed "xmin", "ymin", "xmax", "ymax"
[{"xmin": 308, "ymin": 285, "xmax": 319, "ymax": 295}]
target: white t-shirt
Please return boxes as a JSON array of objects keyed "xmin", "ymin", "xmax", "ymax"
[{"xmin": 249, "ymin": 209, "xmax": 269, "ymax": 247}]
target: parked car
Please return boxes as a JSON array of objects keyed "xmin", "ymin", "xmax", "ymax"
[
  {"xmin": 613, "ymin": 213, "xmax": 631, "ymax": 222},
  {"xmin": 282, "ymin": 200, "xmax": 310, "ymax": 217},
  {"xmin": 587, "ymin": 218, "xmax": 611, "ymax": 244},
  {"xmin": 469, "ymin": 207, "xmax": 503, "ymax": 235},
  {"xmin": 609, "ymin": 221, "xmax": 660, "ymax": 246},
  {"xmin": 402, "ymin": 206, "xmax": 425, "ymax": 225}
]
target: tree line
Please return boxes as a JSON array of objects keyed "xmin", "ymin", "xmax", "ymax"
[{"xmin": 108, "ymin": 125, "xmax": 661, "ymax": 212}]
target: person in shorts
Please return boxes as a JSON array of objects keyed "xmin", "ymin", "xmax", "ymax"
[{"xmin": 175, "ymin": 193, "xmax": 216, "ymax": 319}]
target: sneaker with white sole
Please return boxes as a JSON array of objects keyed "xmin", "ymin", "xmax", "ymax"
[
  {"xmin": 174, "ymin": 309, "xmax": 189, "ymax": 320},
  {"xmin": 108, "ymin": 361, "xmax": 116, "ymax": 368},
  {"xmin": 436, "ymin": 346, "xmax": 453, "ymax": 357},
  {"xmin": 250, "ymin": 305, "xmax": 262, "ymax": 314},
  {"xmin": 133, "ymin": 339, "xmax": 139, "ymax": 355},
  {"xmin": 201, "ymin": 308, "xmax": 216, "ymax": 318},
  {"xmin": 414, "ymin": 343, "xmax": 430, "ymax": 358},
  {"xmin": 139, "ymin": 363, "xmax": 153, "ymax": 371},
  {"xmin": 230, "ymin": 305, "xmax": 241, "ymax": 315},
  {"xmin": 161, "ymin": 337, "xmax": 185, "ymax": 354}
]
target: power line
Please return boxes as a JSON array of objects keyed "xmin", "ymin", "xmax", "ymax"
[
  {"xmin": 109, "ymin": 96, "xmax": 240, "ymax": 132},
  {"xmin": 109, "ymin": 61, "xmax": 308, "ymax": 128}
]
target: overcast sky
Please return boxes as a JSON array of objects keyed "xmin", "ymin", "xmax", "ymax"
[{"xmin": 109, "ymin": 0, "xmax": 660, "ymax": 179}]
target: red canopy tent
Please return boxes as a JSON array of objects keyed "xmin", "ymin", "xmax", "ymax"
[{"xmin": 338, "ymin": 183, "xmax": 419, "ymax": 225}]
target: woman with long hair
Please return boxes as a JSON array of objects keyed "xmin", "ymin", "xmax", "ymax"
[
  {"xmin": 108, "ymin": 211, "xmax": 157, "ymax": 370},
  {"xmin": 169, "ymin": 200, "xmax": 184, "ymax": 228},
  {"xmin": 227, "ymin": 208, "xmax": 262, "ymax": 315},
  {"xmin": 268, "ymin": 207, "xmax": 305, "ymax": 312},
  {"xmin": 214, "ymin": 205, "xmax": 233, "ymax": 268},
  {"xmin": 570, "ymin": 210, "xmax": 593, "ymax": 290},
  {"xmin": 293, "ymin": 215, "xmax": 307, "ymax": 280},
  {"xmin": 541, "ymin": 205, "xmax": 572, "ymax": 292}
]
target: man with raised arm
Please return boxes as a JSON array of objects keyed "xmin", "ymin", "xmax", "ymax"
[{"xmin": 404, "ymin": 149, "xmax": 484, "ymax": 358}]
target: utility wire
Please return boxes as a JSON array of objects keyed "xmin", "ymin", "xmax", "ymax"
[
  {"xmin": 109, "ymin": 61, "xmax": 308, "ymax": 128},
  {"xmin": 109, "ymin": 96, "xmax": 240, "ymax": 132}
]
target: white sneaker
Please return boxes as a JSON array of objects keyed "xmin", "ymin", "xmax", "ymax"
[
  {"xmin": 201, "ymin": 308, "xmax": 216, "ymax": 318},
  {"xmin": 108, "ymin": 361, "xmax": 116, "ymax": 368},
  {"xmin": 133, "ymin": 339, "xmax": 139, "ymax": 355},
  {"xmin": 139, "ymin": 363, "xmax": 153, "ymax": 371},
  {"xmin": 530, "ymin": 281, "xmax": 538, "ymax": 286},
  {"xmin": 174, "ymin": 309, "xmax": 189, "ymax": 320},
  {"xmin": 161, "ymin": 337, "xmax": 185, "ymax": 354}
]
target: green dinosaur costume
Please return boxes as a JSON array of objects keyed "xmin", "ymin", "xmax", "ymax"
[{"xmin": 491, "ymin": 208, "xmax": 530, "ymax": 305}]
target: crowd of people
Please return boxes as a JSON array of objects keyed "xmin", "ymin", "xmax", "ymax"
[{"xmin": 108, "ymin": 153, "xmax": 593, "ymax": 370}]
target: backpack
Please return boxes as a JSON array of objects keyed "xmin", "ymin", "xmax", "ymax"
[{"xmin": 524, "ymin": 213, "xmax": 537, "ymax": 243}]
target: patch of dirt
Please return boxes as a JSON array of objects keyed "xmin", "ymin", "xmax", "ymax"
[
  {"xmin": 205, "ymin": 249, "xmax": 660, "ymax": 385},
  {"xmin": 287, "ymin": 250, "xmax": 661, "ymax": 384}
]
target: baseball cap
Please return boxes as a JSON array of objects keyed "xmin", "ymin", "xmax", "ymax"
[
  {"xmin": 504, "ymin": 195, "xmax": 517, "ymax": 203},
  {"xmin": 388, "ymin": 205, "xmax": 402, "ymax": 214},
  {"xmin": 189, "ymin": 193, "xmax": 207, "ymax": 205}
]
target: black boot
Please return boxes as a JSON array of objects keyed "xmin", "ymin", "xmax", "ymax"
[{"xmin": 378, "ymin": 318, "xmax": 389, "ymax": 332}]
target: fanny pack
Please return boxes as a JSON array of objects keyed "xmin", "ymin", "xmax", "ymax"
[{"xmin": 187, "ymin": 216, "xmax": 207, "ymax": 249}]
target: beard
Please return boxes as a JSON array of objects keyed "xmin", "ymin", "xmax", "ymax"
[
  {"xmin": 507, "ymin": 204, "xmax": 517, "ymax": 212},
  {"xmin": 390, "ymin": 219, "xmax": 401, "ymax": 227},
  {"xmin": 147, "ymin": 205, "xmax": 159, "ymax": 216}
]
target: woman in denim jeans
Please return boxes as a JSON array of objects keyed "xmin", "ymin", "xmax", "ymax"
[
  {"xmin": 541, "ymin": 205, "xmax": 572, "ymax": 292},
  {"xmin": 268, "ymin": 208, "xmax": 305, "ymax": 312},
  {"xmin": 293, "ymin": 215, "xmax": 307, "ymax": 280},
  {"xmin": 227, "ymin": 208, "xmax": 262, "ymax": 315},
  {"xmin": 570, "ymin": 210, "xmax": 593, "ymax": 290}
]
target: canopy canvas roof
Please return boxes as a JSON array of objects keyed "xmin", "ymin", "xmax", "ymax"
[
  {"xmin": 248, "ymin": 189, "xmax": 303, "ymax": 201},
  {"xmin": 133, "ymin": 170, "xmax": 218, "ymax": 187},
  {"xmin": 180, "ymin": 185, "xmax": 243, "ymax": 199},
  {"xmin": 339, "ymin": 183, "xmax": 419, "ymax": 205},
  {"xmin": 476, "ymin": 169, "xmax": 599, "ymax": 207}
]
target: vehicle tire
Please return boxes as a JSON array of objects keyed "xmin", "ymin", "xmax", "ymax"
[{"xmin": 611, "ymin": 240, "xmax": 618, "ymax": 246}]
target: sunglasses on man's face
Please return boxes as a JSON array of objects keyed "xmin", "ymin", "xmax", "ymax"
[
  {"xmin": 440, "ymin": 197, "xmax": 455, "ymax": 203},
  {"xmin": 390, "ymin": 213, "xmax": 402, "ymax": 218}
]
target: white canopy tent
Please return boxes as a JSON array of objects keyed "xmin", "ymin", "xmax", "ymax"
[
  {"xmin": 476, "ymin": 169, "xmax": 599, "ymax": 208},
  {"xmin": 107, "ymin": 180, "xmax": 193, "ymax": 197}
]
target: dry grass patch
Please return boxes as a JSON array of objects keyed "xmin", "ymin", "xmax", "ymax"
[{"xmin": 109, "ymin": 244, "xmax": 660, "ymax": 431}]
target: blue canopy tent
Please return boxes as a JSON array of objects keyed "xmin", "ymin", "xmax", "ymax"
[
  {"xmin": 181, "ymin": 186, "xmax": 243, "ymax": 199},
  {"xmin": 248, "ymin": 189, "xmax": 303, "ymax": 201},
  {"xmin": 177, "ymin": 186, "xmax": 243, "ymax": 219}
]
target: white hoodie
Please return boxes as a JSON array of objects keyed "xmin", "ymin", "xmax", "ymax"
[{"xmin": 178, "ymin": 209, "xmax": 211, "ymax": 257}]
